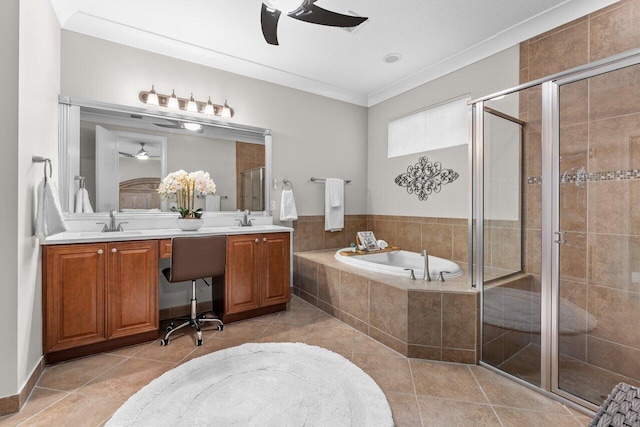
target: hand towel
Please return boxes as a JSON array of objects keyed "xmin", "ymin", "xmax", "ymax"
[
  {"xmin": 35, "ymin": 178, "xmax": 68, "ymax": 241},
  {"xmin": 279, "ymin": 188, "xmax": 298, "ymax": 221},
  {"xmin": 74, "ymin": 188, "xmax": 94, "ymax": 213},
  {"xmin": 81, "ymin": 188, "xmax": 94, "ymax": 213},
  {"xmin": 205, "ymin": 195, "xmax": 221, "ymax": 212},
  {"xmin": 324, "ymin": 178, "xmax": 344, "ymax": 232}
]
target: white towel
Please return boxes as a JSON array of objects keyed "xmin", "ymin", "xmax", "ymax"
[
  {"xmin": 324, "ymin": 178, "xmax": 344, "ymax": 232},
  {"xmin": 279, "ymin": 188, "xmax": 298, "ymax": 221},
  {"xmin": 74, "ymin": 188, "xmax": 93, "ymax": 213},
  {"xmin": 205, "ymin": 195, "xmax": 221, "ymax": 212},
  {"xmin": 35, "ymin": 178, "xmax": 68, "ymax": 240}
]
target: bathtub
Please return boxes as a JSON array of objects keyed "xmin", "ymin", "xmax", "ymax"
[{"xmin": 334, "ymin": 248, "xmax": 463, "ymax": 279}]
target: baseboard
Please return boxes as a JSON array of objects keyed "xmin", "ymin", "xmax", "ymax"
[{"xmin": 0, "ymin": 356, "xmax": 45, "ymax": 416}]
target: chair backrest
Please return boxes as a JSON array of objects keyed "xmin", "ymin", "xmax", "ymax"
[{"xmin": 167, "ymin": 235, "xmax": 227, "ymax": 283}]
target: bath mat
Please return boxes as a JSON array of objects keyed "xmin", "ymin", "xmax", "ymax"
[{"xmin": 105, "ymin": 342, "xmax": 393, "ymax": 427}]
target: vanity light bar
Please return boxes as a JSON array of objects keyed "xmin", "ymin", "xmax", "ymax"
[{"xmin": 139, "ymin": 87, "xmax": 234, "ymax": 118}]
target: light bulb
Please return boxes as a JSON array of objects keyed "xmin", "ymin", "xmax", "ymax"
[
  {"xmin": 146, "ymin": 85, "xmax": 159, "ymax": 106},
  {"xmin": 183, "ymin": 122, "xmax": 202, "ymax": 131},
  {"xmin": 204, "ymin": 97, "xmax": 215, "ymax": 115},
  {"xmin": 187, "ymin": 93, "xmax": 198, "ymax": 113},
  {"xmin": 265, "ymin": 0, "xmax": 302, "ymax": 13},
  {"xmin": 168, "ymin": 89, "xmax": 180, "ymax": 110},
  {"xmin": 221, "ymin": 100, "xmax": 232, "ymax": 119}
]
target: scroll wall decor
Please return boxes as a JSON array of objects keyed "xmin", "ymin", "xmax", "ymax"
[{"xmin": 394, "ymin": 156, "xmax": 459, "ymax": 201}]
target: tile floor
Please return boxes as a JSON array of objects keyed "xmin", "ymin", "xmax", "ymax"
[{"xmin": 0, "ymin": 297, "xmax": 594, "ymax": 426}]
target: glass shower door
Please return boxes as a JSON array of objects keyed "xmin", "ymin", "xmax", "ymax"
[{"xmin": 554, "ymin": 62, "xmax": 640, "ymax": 406}]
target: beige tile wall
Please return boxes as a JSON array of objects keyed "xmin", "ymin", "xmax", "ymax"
[
  {"xmin": 235, "ymin": 141, "xmax": 265, "ymax": 210},
  {"xmin": 520, "ymin": 0, "xmax": 640, "ymax": 381}
]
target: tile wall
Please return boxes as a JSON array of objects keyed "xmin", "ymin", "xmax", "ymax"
[
  {"xmin": 520, "ymin": 0, "xmax": 640, "ymax": 382},
  {"xmin": 235, "ymin": 141, "xmax": 265, "ymax": 210}
]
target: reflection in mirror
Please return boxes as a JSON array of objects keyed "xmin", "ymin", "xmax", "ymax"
[{"xmin": 59, "ymin": 98, "xmax": 270, "ymax": 215}]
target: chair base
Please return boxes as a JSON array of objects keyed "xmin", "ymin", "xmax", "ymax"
[{"xmin": 160, "ymin": 280, "xmax": 224, "ymax": 347}]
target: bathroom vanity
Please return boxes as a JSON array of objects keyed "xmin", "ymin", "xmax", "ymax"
[{"xmin": 41, "ymin": 226, "xmax": 291, "ymax": 363}]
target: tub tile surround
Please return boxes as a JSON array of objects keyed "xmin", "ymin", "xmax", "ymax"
[{"xmin": 293, "ymin": 250, "xmax": 479, "ymax": 363}]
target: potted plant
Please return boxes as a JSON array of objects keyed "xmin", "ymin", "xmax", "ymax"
[{"xmin": 157, "ymin": 169, "xmax": 216, "ymax": 230}]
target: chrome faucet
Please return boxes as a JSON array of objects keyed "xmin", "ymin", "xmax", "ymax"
[
  {"xmin": 236, "ymin": 209, "xmax": 253, "ymax": 227},
  {"xmin": 97, "ymin": 210, "xmax": 127, "ymax": 232},
  {"xmin": 403, "ymin": 268, "xmax": 416, "ymax": 280},
  {"xmin": 421, "ymin": 249, "xmax": 431, "ymax": 281}
]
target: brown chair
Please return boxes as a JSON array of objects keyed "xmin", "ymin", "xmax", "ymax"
[{"xmin": 160, "ymin": 235, "xmax": 225, "ymax": 346}]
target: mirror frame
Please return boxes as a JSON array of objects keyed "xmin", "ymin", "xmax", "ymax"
[{"xmin": 58, "ymin": 95, "xmax": 272, "ymax": 217}]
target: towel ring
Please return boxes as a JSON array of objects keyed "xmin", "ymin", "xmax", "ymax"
[{"xmin": 283, "ymin": 179, "xmax": 293, "ymax": 189}]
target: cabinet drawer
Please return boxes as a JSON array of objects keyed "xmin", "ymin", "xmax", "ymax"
[{"xmin": 159, "ymin": 239, "xmax": 172, "ymax": 258}]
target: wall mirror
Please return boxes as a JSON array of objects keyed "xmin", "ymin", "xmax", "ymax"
[{"xmin": 58, "ymin": 96, "xmax": 271, "ymax": 216}]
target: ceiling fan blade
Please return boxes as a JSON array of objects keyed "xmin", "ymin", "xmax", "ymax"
[
  {"xmin": 261, "ymin": 3, "xmax": 282, "ymax": 45},
  {"xmin": 118, "ymin": 152, "xmax": 135, "ymax": 158},
  {"xmin": 154, "ymin": 123, "xmax": 182, "ymax": 129},
  {"xmin": 288, "ymin": 0, "xmax": 367, "ymax": 27}
]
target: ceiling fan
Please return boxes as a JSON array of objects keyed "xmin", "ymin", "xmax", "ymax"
[
  {"xmin": 119, "ymin": 143, "xmax": 160, "ymax": 160},
  {"xmin": 261, "ymin": 0, "xmax": 368, "ymax": 45}
]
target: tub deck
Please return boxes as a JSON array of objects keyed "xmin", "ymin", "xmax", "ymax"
[{"xmin": 294, "ymin": 250, "xmax": 479, "ymax": 364}]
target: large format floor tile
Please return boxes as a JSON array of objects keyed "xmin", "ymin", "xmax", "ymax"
[{"xmin": 0, "ymin": 296, "xmax": 593, "ymax": 426}]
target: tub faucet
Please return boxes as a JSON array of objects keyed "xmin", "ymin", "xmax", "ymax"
[
  {"xmin": 403, "ymin": 268, "xmax": 416, "ymax": 280},
  {"xmin": 421, "ymin": 249, "xmax": 431, "ymax": 281}
]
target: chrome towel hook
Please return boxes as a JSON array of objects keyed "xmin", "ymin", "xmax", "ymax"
[{"xmin": 32, "ymin": 156, "xmax": 52, "ymax": 180}]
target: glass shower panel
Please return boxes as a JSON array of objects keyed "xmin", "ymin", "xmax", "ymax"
[
  {"xmin": 556, "ymin": 63, "xmax": 640, "ymax": 405},
  {"xmin": 481, "ymin": 88, "xmax": 542, "ymax": 387}
]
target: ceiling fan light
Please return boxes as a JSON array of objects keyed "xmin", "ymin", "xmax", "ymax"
[
  {"xmin": 146, "ymin": 84, "xmax": 159, "ymax": 106},
  {"xmin": 221, "ymin": 100, "xmax": 232, "ymax": 119},
  {"xmin": 135, "ymin": 143, "xmax": 150, "ymax": 160},
  {"xmin": 184, "ymin": 122, "xmax": 202, "ymax": 131},
  {"xmin": 187, "ymin": 93, "xmax": 198, "ymax": 113},
  {"xmin": 204, "ymin": 97, "xmax": 215, "ymax": 115},
  {"xmin": 168, "ymin": 89, "xmax": 180, "ymax": 110}
]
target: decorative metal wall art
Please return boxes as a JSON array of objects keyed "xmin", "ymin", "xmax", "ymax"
[{"xmin": 395, "ymin": 156, "xmax": 459, "ymax": 201}]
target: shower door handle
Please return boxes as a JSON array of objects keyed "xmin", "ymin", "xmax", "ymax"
[{"xmin": 553, "ymin": 231, "xmax": 567, "ymax": 244}]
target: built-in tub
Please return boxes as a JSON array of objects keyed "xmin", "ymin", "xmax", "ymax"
[{"xmin": 334, "ymin": 248, "xmax": 462, "ymax": 279}]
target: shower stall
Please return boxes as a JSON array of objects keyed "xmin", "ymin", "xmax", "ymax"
[{"xmin": 471, "ymin": 48, "xmax": 640, "ymax": 410}]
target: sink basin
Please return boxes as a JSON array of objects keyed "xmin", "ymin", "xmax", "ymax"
[{"xmin": 52, "ymin": 230, "xmax": 143, "ymax": 240}]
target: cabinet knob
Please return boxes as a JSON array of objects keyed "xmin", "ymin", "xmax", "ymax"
[
  {"xmin": 97, "ymin": 249, "xmax": 103, "ymax": 255},
  {"xmin": 111, "ymin": 248, "xmax": 117, "ymax": 253},
  {"xmin": 255, "ymin": 238, "xmax": 259, "ymax": 243},
  {"xmin": 263, "ymin": 237, "xmax": 267, "ymax": 242}
]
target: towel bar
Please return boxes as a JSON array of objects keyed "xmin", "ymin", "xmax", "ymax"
[{"xmin": 310, "ymin": 177, "xmax": 352, "ymax": 184}]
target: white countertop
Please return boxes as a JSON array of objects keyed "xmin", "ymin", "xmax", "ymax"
[{"xmin": 42, "ymin": 225, "xmax": 294, "ymax": 245}]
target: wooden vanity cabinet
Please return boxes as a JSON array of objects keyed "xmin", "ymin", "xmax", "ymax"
[
  {"xmin": 223, "ymin": 232, "xmax": 290, "ymax": 320},
  {"xmin": 43, "ymin": 240, "xmax": 158, "ymax": 362}
]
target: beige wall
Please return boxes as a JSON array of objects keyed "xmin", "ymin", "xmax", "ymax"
[
  {"xmin": 367, "ymin": 47, "xmax": 520, "ymax": 218},
  {"xmin": 0, "ymin": 0, "xmax": 62, "ymax": 404},
  {"xmin": 0, "ymin": 0, "xmax": 20, "ymax": 401},
  {"xmin": 60, "ymin": 32, "xmax": 369, "ymax": 219}
]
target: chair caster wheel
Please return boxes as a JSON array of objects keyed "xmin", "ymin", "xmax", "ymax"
[
  {"xmin": 217, "ymin": 324, "xmax": 224, "ymax": 331},
  {"xmin": 165, "ymin": 323, "xmax": 174, "ymax": 332},
  {"xmin": 196, "ymin": 338, "xmax": 203, "ymax": 346},
  {"xmin": 160, "ymin": 338, "xmax": 169, "ymax": 346}
]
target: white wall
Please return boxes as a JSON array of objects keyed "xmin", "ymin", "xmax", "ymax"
[
  {"xmin": 14, "ymin": 0, "xmax": 60, "ymax": 400},
  {"xmin": 0, "ymin": 0, "xmax": 20, "ymax": 400},
  {"xmin": 367, "ymin": 47, "xmax": 520, "ymax": 218},
  {"xmin": 60, "ymin": 32, "xmax": 369, "ymax": 218}
]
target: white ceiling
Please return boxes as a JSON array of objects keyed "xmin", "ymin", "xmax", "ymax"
[{"xmin": 49, "ymin": 0, "xmax": 618, "ymax": 106}]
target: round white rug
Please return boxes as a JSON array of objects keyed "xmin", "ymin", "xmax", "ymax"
[{"xmin": 106, "ymin": 342, "xmax": 394, "ymax": 427}]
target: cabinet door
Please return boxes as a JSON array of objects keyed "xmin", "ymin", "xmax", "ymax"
[
  {"xmin": 260, "ymin": 233, "xmax": 291, "ymax": 307},
  {"xmin": 107, "ymin": 240, "xmax": 158, "ymax": 339},
  {"xmin": 226, "ymin": 234, "xmax": 261, "ymax": 314},
  {"xmin": 44, "ymin": 244, "xmax": 107, "ymax": 352}
]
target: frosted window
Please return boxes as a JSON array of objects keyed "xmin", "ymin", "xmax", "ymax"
[{"xmin": 388, "ymin": 95, "xmax": 470, "ymax": 158}]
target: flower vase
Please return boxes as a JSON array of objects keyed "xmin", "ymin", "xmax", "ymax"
[{"xmin": 176, "ymin": 218, "xmax": 204, "ymax": 231}]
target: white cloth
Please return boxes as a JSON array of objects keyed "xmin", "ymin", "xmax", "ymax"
[
  {"xmin": 35, "ymin": 178, "xmax": 68, "ymax": 241},
  {"xmin": 74, "ymin": 188, "xmax": 93, "ymax": 213},
  {"xmin": 324, "ymin": 178, "xmax": 344, "ymax": 232},
  {"xmin": 205, "ymin": 195, "xmax": 221, "ymax": 212},
  {"xmin": 279, "ymin": 188, "xmax": 298, "ymax": 221}
]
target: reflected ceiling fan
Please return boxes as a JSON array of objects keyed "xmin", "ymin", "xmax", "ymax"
[
  {"xmin": 261, "ymin": 0, "xmax": 368, "ymax": 45},
  {"xmin": 119, "ymin": 143, "xmax": 160, "ymax": 160}
]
